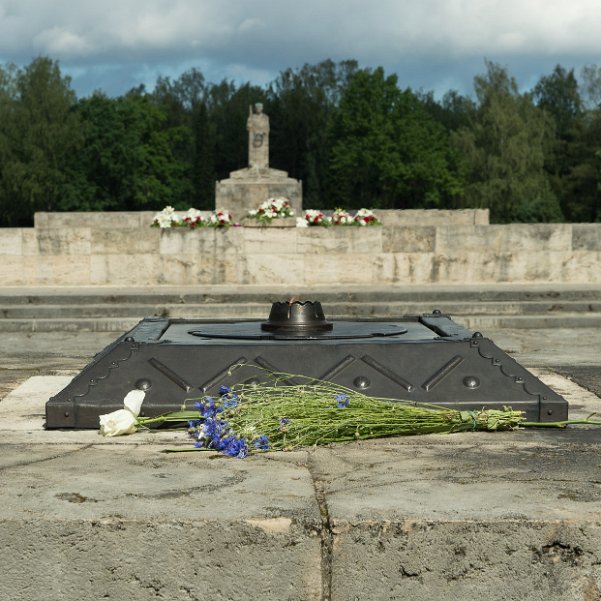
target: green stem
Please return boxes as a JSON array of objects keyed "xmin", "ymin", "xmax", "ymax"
[{"xmin": 522, "ymin": 419, "xmax": 601, "ymax": 428}]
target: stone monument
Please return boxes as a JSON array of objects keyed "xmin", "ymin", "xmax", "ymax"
[{"xmin": 215, "ymin": 103, "xmax": 303, "ymax": 221}]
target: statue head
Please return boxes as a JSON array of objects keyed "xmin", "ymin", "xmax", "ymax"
[{"xmin": 254, "ymin": 102, "xmax": 264, "ymax": 114}]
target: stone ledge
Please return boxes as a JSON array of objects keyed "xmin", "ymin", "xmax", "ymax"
[{"xmin": 1, "ymin": 372, "xmax": 601, "ymax": 600}]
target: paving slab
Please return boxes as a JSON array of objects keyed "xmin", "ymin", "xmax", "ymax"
[{"xmin": 1, "ymin": 369, "xmax": 601, "ymax": 600}]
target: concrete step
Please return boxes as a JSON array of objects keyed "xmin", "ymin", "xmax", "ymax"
[
  {"xmin": 2, "ymin": 312, "xmax": 601, "ymax": 333},
  {"xmin": 1, "ymin": 286, "xmax": 600, "ymax": 332},
  {"xmin": 1, "ymin": 300, "xmax": 601, "ymax": 320},
  {"xmin": 1, "ymin": 285, "xmax": 601, "ymax": 305}
]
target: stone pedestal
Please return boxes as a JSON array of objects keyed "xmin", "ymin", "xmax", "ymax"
[{"xmin": 215, "ymin": 167, "xmax": 302, "ymax": 222}]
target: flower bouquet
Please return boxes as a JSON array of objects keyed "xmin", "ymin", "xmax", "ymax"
[
  {"xmin": 297, "ymin": 208, "xmax": 382, "ymax": 227},
  {"xmin": 353, "ymin": 208, "xmax": 381, "ymax": 226},
  {"xmin": 301, "ymin": 210, "xmax": 331, "ymax": 227},
  {"xmin": 152, "ymin": 206, "xmax": 181, "ymax": 228},
  {"xmin": 99, "ymin": 366, "xmax": 600, "ymax": 458},
  {"xmin": 182, "ymin": 208, "xmax": 205, "ymax": 229},
  {"xmin": 152, "ymin": 206, "xmax": 237, "ymax": 229},
  {"xmin": 247, "ymin": 197, "xmax": 295, "ymax": 225},
  {"xmin": 209, "ymin": 208, "xmax": 234, "ymax": 228},
  {"xmin": 330, "ymin": 208, "xmax": 354, "ymax": 225}
]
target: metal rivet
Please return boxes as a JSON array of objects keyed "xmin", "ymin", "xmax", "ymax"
[
  {"xmin": 136, "ymin": 379, "xmax": 152, "ymax": 391},
  {"xmin": 64, "ymin": 411, "xmax": 69, "ymax": 417},
  {"xmin": 245, "ymin": 378, "xmax": 260, "ymax": 387},
  {"xmin": 472, "ymin": 332, "xmax": 483, "ymax": 338},
  {"xmin": 463, "ymin": 376, "xmax": 480, "ymax": 389},
  {"xmin": 124, "ymin": 336, "xmax": 134, "ymax": 342},
  {"xmin": 432, "ymin": 309, "xmax": 442, "ymax": 315},
  {"xmin": 547, "ymin": 409, "xmax": 553, "ymax": 415},
  {"xmin": 353, "ymin": 376, "xmax": 371, "ymax": 390}
]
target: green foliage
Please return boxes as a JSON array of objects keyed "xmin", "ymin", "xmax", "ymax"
[
  {"xmin": 532, "ymin": 65, "xmax": 601, "ymax": 221},
  {"xmin": 452, "ymin": 61, "xmax": 563, "ymax": 222},
  {"xmin": 267, "ymin": 59, "xmax": 358, "ymax": 206},
  {"xmin": 0, "ymin": 58, "xmax": 82, "ymax": 225},
  {"xmin": 68, "ymin": 90, "xmax": 190, "ymax": 212},
  {"xmin": 328, "ymin": 67, "xmax": 463, "ymax": 209},
  {"xmin": 1, "ymin": 56, "xmax": 601, "ymax": 225}
]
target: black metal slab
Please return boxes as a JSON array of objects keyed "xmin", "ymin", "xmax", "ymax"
[{"xmin": 45, "ymin": 304, "xmax": 568, "ymax": 429}]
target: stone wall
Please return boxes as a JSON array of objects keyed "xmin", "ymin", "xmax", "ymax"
[{"xmin": 0, "ymin": 210, "xmax": 599, "ymax": 286}]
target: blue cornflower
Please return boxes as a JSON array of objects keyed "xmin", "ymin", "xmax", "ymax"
[
  {"xmin": 336, "ymin": 394, "xmax": 350, "ymax": 408},
  {"xmin": 253, "ymin": 435, "xmax": 270, "ymax": 450},
  {"xmin": 194, "ymin": 398, "xmax": 224, "ymax": 419},
  {"xmin": 279, "ymin": 417, "xmax": 289, "ymax": 425},
  {"xmin": 222, "ymin": 393, "xmax": 238, "ymax": 409},
  {"xmin": 201, "ymin": 417, "xmax": 229, "ymax": 446},
  {"xmin": 222, "ymin": 437, "xmax": 249, "ymax": 459},
  {"xmin": 219, "ymin": 385, "xmax": 231, "ymax": 396}
]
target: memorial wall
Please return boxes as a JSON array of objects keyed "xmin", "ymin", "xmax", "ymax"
[{"xmin": 0, "ymin": 209, "xmax": 599, "ymax": 287}]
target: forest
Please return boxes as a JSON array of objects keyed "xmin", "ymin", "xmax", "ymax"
[{"xmin": 0, "ymin": 56, "xmax": 600, "ymax": 226}]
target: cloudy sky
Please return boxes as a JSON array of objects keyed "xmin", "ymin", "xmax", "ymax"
[{"xmin": 1, "ymin": 0, "xmax": 601, "ymax": 98}]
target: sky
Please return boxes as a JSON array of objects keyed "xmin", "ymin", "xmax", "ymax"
[{"xmin": 1, "ymin": 0, "xmax": 601, "ymax": 99}]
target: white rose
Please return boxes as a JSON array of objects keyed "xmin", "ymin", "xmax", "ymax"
[
  {"xmin": 99, "ymin": 409, "xmax": 138, "ymax": 437},
  {"xmin": 123, "ymin": 389, "xmax": 145, "ymax": 415},
  {"xmin": 99, "ymin": 389, "xmax": 145, "ymax": 437}
]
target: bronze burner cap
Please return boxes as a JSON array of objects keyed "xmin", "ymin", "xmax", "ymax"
[{"xmin": 261, "ymin": 300, "xmax": 334, "ymax": 332}]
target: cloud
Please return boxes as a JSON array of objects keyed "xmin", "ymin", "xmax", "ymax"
[{"xmin": 2, "ymin": 0, "xmax": 601, "ymax": 96}]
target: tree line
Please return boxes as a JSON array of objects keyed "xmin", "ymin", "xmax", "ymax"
[{"xmin": 0, "ymin": 56, "xmax": 600, "ymax": 226}]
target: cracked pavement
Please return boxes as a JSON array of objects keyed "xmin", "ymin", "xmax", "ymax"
[{"xmin": 1, "ymin": 328, "xmax": 601, "ymax": 600}]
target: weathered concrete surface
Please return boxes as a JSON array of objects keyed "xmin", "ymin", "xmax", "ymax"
[
  {"xmin": 1, "ymin": 444, "xmax": 322, "ymax": 600},
  {"xmin": 1, "ymin": 353, "xmax": 601, "ymax": 600}
]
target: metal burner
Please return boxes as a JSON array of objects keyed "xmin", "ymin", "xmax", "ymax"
[{"xmin": 45, "ymin": 301, "xmax": 569, "ymax": 428}]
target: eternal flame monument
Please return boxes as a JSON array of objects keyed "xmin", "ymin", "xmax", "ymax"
[{"xmin": 215, "ymin": 102, "xmax": 303, "ymax": 220}]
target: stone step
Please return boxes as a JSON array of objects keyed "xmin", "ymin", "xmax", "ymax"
[
  {"xmin": 1, "ymin": 300, "xmax": 601, "ymax": 320},
  {"xmin": 1, "ymin": 284, "xmax": 600, "ymax": 305},
  {"xmin": 1, "ymin": 286, "xmax": 600, "ymax": 332},
  {"xmin": 2, "ymin": 312, "xmax": 601, "ymax": 333}
]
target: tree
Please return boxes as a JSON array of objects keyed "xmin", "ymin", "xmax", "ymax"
[
  {"xmin": 327, "ymin": 67, "xmax": 463, "ymax": 209},
  {"xmin": 267, "ymin": 60, "xmax": 358, "ymax": 206},
  {"xmin": 452, "ymin": 61, "xmax": 562, "ymax": 222},
  {"xmin": 151, "ymin": 69, "xmax": 214, "ymax": 207},
  {"xmin": 580, "ymin": 64, "xmax": 601, "ymax": 110},
  {"xmin": 69, "ymin": 90, "xmax": 190, "ymax": 212},
  {"xmin": 532, "ymin": 65, "xmax": 598, "ymax": 221},
  {"xmin": 207, "ymin": 80, "xmax": 268, "ymax": 179},
  {"xmin": 0, "ymin": 57, "xmax": 82, "ymax": 226}
]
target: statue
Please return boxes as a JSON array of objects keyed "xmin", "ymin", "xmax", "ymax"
[
  {"xmin": 247, "ymin": 102, "xmax": 269, "ymax": 170},
  {"xmin": 215, "ymin": 101, "xmax": 302, "ymax": 220}
]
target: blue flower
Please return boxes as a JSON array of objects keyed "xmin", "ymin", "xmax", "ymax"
[
  {"xmin": 201, "ymin": 417, "xmax": 230, "ymax": 447},
  {"xmin": 336, "ymin": 394, "xmax": 350, "ymax": 408},
  {"xmin": 279, "ymin": 417, "xmax": 289, "ymax": 425},
  {"xmin": 222, "ymin": 437, "xmax": 248, "ymax": 459},
  {"xmin": 253, "ymin": 435, "xmax": 270, "ymax": 450},
  {"xmin": 222, "ymin": 394, "xmax": 238, "ymax": 409},
  {"xmin": 219, "ymin": 385, "xmax": 231, "ymax": 396},
  {"xmin": 194, "ymin": 398, "xmax": 224, "ymax": 419}
]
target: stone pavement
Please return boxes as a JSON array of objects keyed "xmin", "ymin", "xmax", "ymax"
[{"xmin": 1, "ymin": 323, "xmax": 601, "ymax": 600}]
